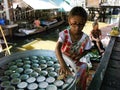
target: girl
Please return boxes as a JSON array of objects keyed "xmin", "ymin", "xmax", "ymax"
[
  {"xmin": 33, "ymin": 17, "xmax": 41, "ymax": 28},
  {"xmin": 55, "ymin": 6, "xmax": 92, "ymax": 90},
  {"xmin": 90, "ymin": 22, "xmax": 105, "ymax": 55}
]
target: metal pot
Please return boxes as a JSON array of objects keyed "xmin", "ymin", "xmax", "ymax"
[{"xmin": 0, "ymin": 50, "xmax": 77, "ymax": 90}]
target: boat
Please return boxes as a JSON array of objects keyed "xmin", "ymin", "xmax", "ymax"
[{"xmin": 14, "ymin": 20, "xmax": 65, "ymax": 37}]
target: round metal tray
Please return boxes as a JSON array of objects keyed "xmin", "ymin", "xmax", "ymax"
[{"xmin": 0, "ymin": 50, "xmax": 77, "ymax": 90}]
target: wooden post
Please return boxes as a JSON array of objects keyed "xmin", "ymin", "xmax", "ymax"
[{"xmin": 0, "ymin": 26, "xmax": 11, "ymax": 55}]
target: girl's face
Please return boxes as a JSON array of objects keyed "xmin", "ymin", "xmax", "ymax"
[
  {"xmin": 68, "ymin": 16, "xmax": 86, "ymax": 34},
  {"xmin": 93, "ymin": 24, "xmax": 99, "ymax": 30}
]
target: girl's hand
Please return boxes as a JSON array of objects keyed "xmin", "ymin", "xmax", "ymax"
[{"xmin": 59, "ymin": 65, "xmax": 72, "ymax": 78}]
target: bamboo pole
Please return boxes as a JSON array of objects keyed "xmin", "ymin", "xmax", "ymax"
[{"xmin": 0, "ymin": 26, "xmax": 11, "ymax": 55}]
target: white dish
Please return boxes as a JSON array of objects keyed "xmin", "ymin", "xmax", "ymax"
[
  {"xmin": 27, "ymin": 83, "xmax": 38, "ymax": 90},
  {"xmin": 40, "ymin": 70, "xmax": 48, "ymax": 76},
  {"xmin": 48, "ymin": 72, "xmax": 58, "ymax": 77},
  {"xmin": 54, "ymin": 80, "xmax": 64, "ymax": 87},
  {"xmin": 40, "ymin": 64, "xmax": 47, "ymax": 69},
  {"xmin": 46, "ymin": 85, "xmax": 57, "ymax": 90},
  {"xmin": 17, "ymin": 82, "xmax": 28, "ymax": 89},
  {"xmin": 26, "ymin": 77, "xmax": 36, "ymax": 83},
  {"xmin": 37, "ymin": 76, "xmax": 46, "ymax": 82},
  {"xmin": 39, "ymin": 82, "xmax": 48, "ymax": 89},
  {"xmin": 46, "ymin": 77, "xmax": 55, "ymax": 83}
]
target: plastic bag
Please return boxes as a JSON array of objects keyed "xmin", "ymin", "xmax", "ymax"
[
  {"xmin": 101, "ymin": 36, "xmax": 110, "ymax": 48},
  {"xmin": 79, "ymin": 54, "xmax": 92, "ymax": 69}
]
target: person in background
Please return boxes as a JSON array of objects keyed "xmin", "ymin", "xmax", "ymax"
[
  {"xmin": 55, "ymin": 6, "xmax": 92, "ymax": 90},
  {"xmin": 0, "ymin": 3, "xmax": 3, "ymax": 10},
  {"xmin": 15, "ymin": 5, "xmax": 22, "ymax": 20},
  {"xmin": 16, "ymin": 5, "xmax": 21, "ymax": 11},
  {"xmin": 90, "ymin": 21, "xmax": 105, "ymax": 55},
  {"xmin": 33, "ymin": 17, "xmax": 41, "ymax": 28}
]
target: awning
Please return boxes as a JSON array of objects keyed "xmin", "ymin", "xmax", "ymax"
[
  {"xmin": 23, "ymin": 0, "xmax": 59, "ymax": 10},
  {"xmin": 50, "ymin": 0, "xmax": 73, "ymax": 11}
]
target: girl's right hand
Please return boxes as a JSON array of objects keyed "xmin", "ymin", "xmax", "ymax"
[{"xmin": 59, "ymin": 65, "xmax": 72, "ymax": 78}]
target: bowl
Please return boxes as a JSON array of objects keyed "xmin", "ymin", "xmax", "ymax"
[
  {"xmin": 53, "ymin": 63, "xmax": 60, "ymax": 68},
  {"xmin": 47, "ymin": 61, "xmax": 54, "ymax": 67},
  {"xmin": 0, "ymin": 76, "xmax": 9, "ymax": 81},
  {"xmin": 30, "ymin": 56, "xmax": 38, "ymax": 60},
  {"xmin": 46, "ymin": 77, "xmax": 55, "ymax": 83},
  {"xmin": 11, "ymin": 78, "xmax": 21, "ymax": 85},
  {"xmin": 46, "ymin": 85, "xmax": 57, "ymax": 90},
  {"xmin": 16, "ymin": 62, "xmax": 24, "ymax": 67},
  {"xmin": 44, "ymin": 56, "xmax": 51, "ymax": 61},
  {"xmin": 48, "ymin": 72, "xmax": 58, "ymax": 77},
  {"xmin": 23, "ymin": 64, "xmax": 31, "ymax": 69},
  {"xmin": 23, "ymin": 60, "xmax": 31, "ymax": 64},
  {"xmin": 46, "ymin": 67, "xmax": 54, "ymax": 72},
  {"xmin": 37, "ymin": 76, "xmax": 46, "ymax": 82},
  {"xmin": 40, "ymin": 64, "xmax": 47, "ymax": 70},
  {"xmin": 17, "ymin": 82, "xmax": 28, "ymax": 89},
  {"xmin": 39, "ymin": 60, "xmax": 46, "ymax": 64},
  {"xmin": 20, "ymin": 74, "xmax": 29, "ymax": 80},
  {"xmin": 24, "ymin": 69, "xmax": 33, "ymax": 74},
  {"xmin": 26, "ymin": 77, "xmax": 36, "ymax": 83},
  {"xmin": 54, "ymin": 80, "xmax": 64, "ymax": 87},
  {"xmin": 38, "ymin": 56, "xmax": 45, "ymax": 60},
  {"xmin": 30, "ymin": 72, "xmax": 39, "ymax": 77},
  {"xmin": 33, "ymin": 68, "xmax": 41, "ymax": 73},
  {"xmin": 31, "ymin": 60, "xmax": 39, "ymax": 63},
  {"xmin": 32, "ymin": 63, "xmax": 39, "ymax": 68},
  {"xmin": 39, "ymin": 82, "xmax": 48, "ymax": 89},
  {"xmin": 0, "ymin": 81, "xmax": 11, "ymax": 88},
  {"xmin": 11, "ymin": 73, "xmax": 20, "ymax": 78},
  {"xmin": 27, "ymin": 83, "xmax": 38, "ymax": 90},
  {"xmin": 4, "ymin": 70, "xmax": 13, "ymax": 76},
  {"xmin": 9, "ymin": 65, "xmax": 17, "ymax": 70},
  {"xmin": 15, "ymin": 59, "xmax": 23, "ymax": 62},
  {"xmin": 15, "ymin": 68, "xmax": 24, "ymax": 73},
  {"xmin": 4, "ymin": 86, "xmax": 15, "ymax": 90},
  {"xmin": 40, "ymin": 70, "xmax": 48, "ymax": 76}
]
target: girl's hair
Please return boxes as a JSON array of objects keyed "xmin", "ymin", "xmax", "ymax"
[
  {"xmin": 92, "ymin": 21, "xmax": 98, "ymax": 27},
  {"xmin": 68, "ymin": 6, "xmax": 88, "ymax": 21}
]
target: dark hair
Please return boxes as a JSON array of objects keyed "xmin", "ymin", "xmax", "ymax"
[
  {"xmin": 68, "ymin": 6, "xmax": 88, "ymax": 21},
  {"xmin": 92, "ymin": 21, "xmax": 98, "ymax": 27}
]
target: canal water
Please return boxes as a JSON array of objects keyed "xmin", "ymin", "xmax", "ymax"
[{"xmin": 3, "ymin": 14, "xmax": 120, "ymax": 55}]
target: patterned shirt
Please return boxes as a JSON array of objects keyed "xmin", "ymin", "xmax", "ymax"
[{"xmin": 58, "ymin": 29, "xmax": 92, "ymax": 62}]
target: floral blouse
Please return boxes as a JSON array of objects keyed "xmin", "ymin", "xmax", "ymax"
[{"xmin": 58, "ymin": 29, "xmax": 92, "ymax": 62}]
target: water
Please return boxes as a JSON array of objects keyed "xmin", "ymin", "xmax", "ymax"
[{"xmin": 9, "ymin": 24, "xmax": 68, "ymax": 53}]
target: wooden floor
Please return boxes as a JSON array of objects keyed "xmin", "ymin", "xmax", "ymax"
[{"xmin": 101, "ymin": 37, "xmax": 120, "ymax": 90}]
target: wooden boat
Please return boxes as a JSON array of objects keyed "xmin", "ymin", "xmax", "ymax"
[{"xmin": 14, "ymin": 20, "xmax": 65, "ymax": 37}]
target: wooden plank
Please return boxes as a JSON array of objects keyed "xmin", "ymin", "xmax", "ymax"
[
  {"xmin": 88, "ymin": 37, "xmax": 116, "ymax": 90},
  {"xmin": 108, "ymin": 59, "xmax": 120, "ymax": 69},
  {"xmin": 101, "ymin": 74, "xmax": 120, "ymax": 90},
  {"xmin": 110, "ymin": 51, "xmax": 120, "ymax": 60},
  {"xmin": 116, "ymin": 37, "xmax": 120, "ymax": 41},
  {"xmin": 113, "ymin": 41, "xmax": 120, "ymax": 51},
  {"xmin": 104, "ymin": 67, "xmax": 120, "ymax": 78}
]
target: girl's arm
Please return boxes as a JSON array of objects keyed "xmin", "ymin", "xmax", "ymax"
[
  {"xmin": 55, "ymin": 41, "xmax": 72, "ymax": 75},
  {"xmin": 99, "ymin": 30, "xmax": 102, "ymax": 40},
  {"xmin": 90, "ymin": 33, "xmax": 98, "ymax": 41}
]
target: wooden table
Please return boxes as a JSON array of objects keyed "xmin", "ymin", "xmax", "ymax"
[
  {"xmin": 4, "ymin": 24, "xmax": 18, "ymax": 37},
  {"xmin": 88, "ymin": 36, "xmax": 120, "ymax": 90}
]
